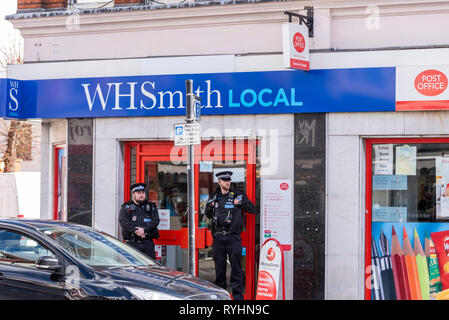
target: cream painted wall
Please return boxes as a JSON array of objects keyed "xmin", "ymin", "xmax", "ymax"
[
  {"xmin": 40, "ymin": 119, "xmax": 67, "ymax": 220},
  {"xmin": 8, "ymin": 1, "xmax": 449, "ymax": 63}
]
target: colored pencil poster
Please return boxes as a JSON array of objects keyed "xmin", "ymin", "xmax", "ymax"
[{"xmin": 371, "ymin": 222, "xmax": 449, "ymax": 300}]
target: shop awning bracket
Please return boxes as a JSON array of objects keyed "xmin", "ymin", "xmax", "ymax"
[{"xmin": 284, "ymin": 7, "xmax": 314, "ymax": 38}]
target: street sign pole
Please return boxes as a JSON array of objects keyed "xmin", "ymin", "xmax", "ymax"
[{"xmin": 185, "ymin": 79, "xmax": 201, "ymax": 276}]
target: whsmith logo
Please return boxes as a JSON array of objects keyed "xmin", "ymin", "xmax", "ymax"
[
  {"xmin": 81, "ymin": 80, "xmax": 303, "ymax": 111},
  {"xmin": 8, "ymin": 80, "xmax": 19, "ymax": 114}
]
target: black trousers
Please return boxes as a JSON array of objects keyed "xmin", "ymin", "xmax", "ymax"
[
  {"xmin": 128, "ymin": 239, "xmax": 156, "ymax": 260},
  {"xmin": 212, "ymin": 233, "xmax": 244, "ymax": 300}
]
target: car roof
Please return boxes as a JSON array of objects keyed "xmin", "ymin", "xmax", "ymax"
[{"xmin": 0, "ymin": 218, "xmax": 92, "ymax": 232}]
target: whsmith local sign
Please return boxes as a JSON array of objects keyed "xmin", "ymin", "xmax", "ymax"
[{"xmin": 0, "ymin": 68, "xmax": 396, "ymax": 119}]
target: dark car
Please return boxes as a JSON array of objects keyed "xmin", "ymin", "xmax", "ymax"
[{"xmin": 0, "ymin": 219, "xmax": 230, "ymax": 300}]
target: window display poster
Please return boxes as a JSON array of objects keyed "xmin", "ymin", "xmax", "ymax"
[
  {"xmin": 199, "ymin": 161, "xmax": 213, "ymax": 172},
  {"xmin": 372, "ymin": 206, "xmax": 407, "ymax": 222},
  {"xmin": 372, "ymin": 175, "xmax": 407, "ymax": 190},
  {"xmin": 436, "ymin": 157, "xmax": 449, "ymax": 220},
  {"xmin": 395, "ymin": 145, "xmax": 417, "ymax": 175},
  {"xmin": 199, "ymin": 194, "xmax": 209, "ymax": 215},
  {"xmin": 370, "ymin": 222, "xmax": 449, "ymax": 300},
  {"xmin": 374, "ymin": 144, "xmax": 393, "ymax": 175},
  {"xmin": 158, "ymin": 209, "xmax": 170, "ymax": 230},
  {"xmin": 262, "ymin": 180, "xmax": 292, "ymax": 250}
]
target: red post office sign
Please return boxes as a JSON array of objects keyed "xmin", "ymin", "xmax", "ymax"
[{"xmin": 396, "ymin": 65, "xmax": 449, "ymax": 111}]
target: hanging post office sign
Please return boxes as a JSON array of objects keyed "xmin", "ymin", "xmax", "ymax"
[{"xmin": 282, "ymin": 22, "xmax": 310, "ymax": 71}]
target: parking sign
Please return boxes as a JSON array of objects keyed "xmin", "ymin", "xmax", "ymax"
[{"xmin": 173, "ymin": 122, "xmax": 200, "ymax": 146}]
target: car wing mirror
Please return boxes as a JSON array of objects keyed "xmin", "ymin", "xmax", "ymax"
[{"xmin": 35, "ymin": 256, "xmax": 63, "ymax": 272}]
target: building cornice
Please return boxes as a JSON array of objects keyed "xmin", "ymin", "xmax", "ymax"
[{"xmin": 8, "ymin": 0, "xmax": 449, "ymax": 37}]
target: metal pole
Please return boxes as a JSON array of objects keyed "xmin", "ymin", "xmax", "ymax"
[{"xmin": 185, "ymin": 79, "xmax": 196, "ymax": 276}]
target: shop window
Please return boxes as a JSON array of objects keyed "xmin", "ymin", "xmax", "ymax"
[
  {"xmin": 0, "ymin": 229, "xmax": 56, "ymax": 268},
  {"xmin": 366, "ymin": 139, "xmax": 449, "ymax": 300}
]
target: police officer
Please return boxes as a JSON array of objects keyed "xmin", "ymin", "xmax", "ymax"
[
  {"xmin": 205, "ymin": 171, "xmax": 256, "ymax": 300},
  {"xmin": 119, "ymin": 183, "xmax": 160, "ymax": 259}
]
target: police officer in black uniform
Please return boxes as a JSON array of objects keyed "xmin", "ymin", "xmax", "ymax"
[
  {"xmin": 205, "ymin": 171, "xmax": 256, "ymax": 300},
  {"xmin": 119, "ymin": 183, "xmax": 160, "ymax": 259}
]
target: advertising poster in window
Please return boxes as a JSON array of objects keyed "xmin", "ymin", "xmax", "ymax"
[
  {"xmin": 374, "ymin": 144, "xmax": 393, "ymax": 175},
  {"xmin": 371, "ymin": 222, "xmax": 449, "ymax": 300},
  {"xmin": 396, "ymin": 145, "xmax": 417, "ymax": 175},
  {"xmin": 436, "ymin": 157, "xmax": 449, "ymax": 220},
  {"xmin": 369, "ymin": 141, "xmax": 449, "ymax": 300}
]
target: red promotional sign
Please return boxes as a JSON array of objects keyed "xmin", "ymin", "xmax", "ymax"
[
  {"xmin": 256, "ymin": 238, "xmax": 285, "ymax": 300},
  {"xmin": 267, "ymin": 247, "xmax": 276, "ymax": 261},
  {"xmin": 256, "ymin": 271, "xmax": 277, "ymax": 300},
  {"xmin": 414, "ymin": 70, "xmax": 448, "ymax": 96},
  {"xmin": 293, "ymin": 32, "xmax": 306, "ymax": 53},
  {"xmin": 280, "ymin": 183, "xmax": 289, "ymax": 190}
]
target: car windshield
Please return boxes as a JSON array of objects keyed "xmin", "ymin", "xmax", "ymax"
[{"xmin": 38, "ymin": 225, "xmax": 157, "ymax": 268}]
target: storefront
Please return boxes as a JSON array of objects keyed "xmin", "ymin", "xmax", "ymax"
[
  {"xmin": 365, "ymin": 65, "xmax": 449, "ymax": 300},
  {"xmin": 3, "ymin": 50, "xmax": 449, "ymax": 299},
  {"xmin": 366, "ymin": 138, "xmax": 449, "ymax": 300},
  {"xmin": 125, "ymin": 139, "xmax": 258, "ymax": 298}
]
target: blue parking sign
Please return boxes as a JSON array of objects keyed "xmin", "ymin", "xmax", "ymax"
[{"xmin": 175, "ymin": 125, "xmax": 184, "ymax": 136}]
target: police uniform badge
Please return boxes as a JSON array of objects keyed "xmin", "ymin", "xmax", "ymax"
[{"xmin": 132, "ymin": 216, "xmax": 137, "ymax": 222}]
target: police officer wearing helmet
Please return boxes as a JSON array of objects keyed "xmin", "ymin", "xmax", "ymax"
[
  {"xmin": 205, "ymin": 171, "xmax": 256, "ymax": 300},
  {"xmin": 119, "ymin": 183, "xmax": 160, "ymax": 259}
]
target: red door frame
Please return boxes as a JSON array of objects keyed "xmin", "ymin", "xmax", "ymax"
[
  {"xmin": 124, "ymin": 139, "xmax": 257, "ymax": 299},
  {"xmin": 364, "ymin": 137, "xmax": 449, "ymax": 300},
  {"xmin": 53, "ymin": 145, "xmax": 65, "ymax": 220}
]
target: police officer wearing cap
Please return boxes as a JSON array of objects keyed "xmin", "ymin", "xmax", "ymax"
[
  {"xmin": 205, "ymin": 171, "xmax": 256, "ymax": 300},
  {"xmin": 119, "ymin": 183, "xmax": 160, "ymax": 259}
]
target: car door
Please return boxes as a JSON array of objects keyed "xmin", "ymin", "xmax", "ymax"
[{"xmin": 0, "ymin": 228, "xmax": 67, "ymax": 300}]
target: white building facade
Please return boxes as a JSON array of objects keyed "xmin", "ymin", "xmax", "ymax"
[{"xmin": 5, "ymin": 0, "xmax": 449, "ymax": 300}]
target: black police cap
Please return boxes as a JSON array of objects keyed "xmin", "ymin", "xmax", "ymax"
[
  {"xmin": 130, "ymin": 183, "xmax": 147, "ymax": 193},
  {"xmin": 216, "ymin": 171, "xmax": 233, "ymax": 180}
]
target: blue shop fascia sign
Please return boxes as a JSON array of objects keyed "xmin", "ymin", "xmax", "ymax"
[{"xmin": 0, "ymin": 67, "xmax": 395, "ymax": 119}]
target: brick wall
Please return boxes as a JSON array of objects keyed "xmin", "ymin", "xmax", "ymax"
[
  {"xmin": 43, "ymin": 0, "xmax": 68, "ymax": 9},
  {"xmin": 17, "ymin": 0, "xmax": 44, "ymax": 10},
  {"xmin": 18, "ymin": 0, "xmax": 68, "ymax": 10},
  {"xmin": 114, "ymin": 0, "xmax": 144, "ymax": 5}
]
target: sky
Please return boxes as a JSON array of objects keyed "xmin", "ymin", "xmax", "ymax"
[
  {"xmin": 0, "ymin": 0, "xmax": 17, "ymax": 18},
  {"xmin": 0, "ymin": 0, "xmax": 21, "ymax": 74}
]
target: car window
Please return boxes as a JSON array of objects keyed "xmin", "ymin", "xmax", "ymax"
[
  {"xmin": 39, "ymin": 225, "xmax": 157, "ymax": 268},
  {"xmin": 0, "ymin": 229, "xmax": 56, "ymax": 269}
]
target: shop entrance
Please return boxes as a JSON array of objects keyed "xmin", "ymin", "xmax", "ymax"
[
  {"xmin": 124, "ymin": 140, "xmax": 258, "ymax": 299},
  {"xmin": 365, "ymin": 138, "xmax": 449, "ymax": 300}
]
